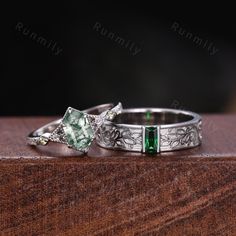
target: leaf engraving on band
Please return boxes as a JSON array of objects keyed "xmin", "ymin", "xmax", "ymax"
[
  {"xmin": 160, "ymin": 124, "xmax": 201, "ymax": 149},
  {"xmin": 97, "ymin": 125, "xmax": 142, "ymax": 149}
]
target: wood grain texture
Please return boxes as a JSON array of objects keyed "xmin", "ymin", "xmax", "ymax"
[{"xmin": 0, "ymin": 115, "xmax": 236, "ymax": 236}]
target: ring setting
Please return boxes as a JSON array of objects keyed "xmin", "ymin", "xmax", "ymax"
[
  {"xmin": 27, "ymin": 103, "xmax": 122, "ymax": 153},
  {"xmin": 143, "ymin": 126, "xmax": 160, "ymax": 154}
]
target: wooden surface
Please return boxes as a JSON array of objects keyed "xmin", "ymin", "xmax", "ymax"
[{"xmin": 0, "ymin": 115, "xmax": 236, "ymax": 236}]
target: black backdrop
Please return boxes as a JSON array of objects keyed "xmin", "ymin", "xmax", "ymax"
[{"xmin": 4, "ymin": 3, "xmax": 236, "ymax": 115}]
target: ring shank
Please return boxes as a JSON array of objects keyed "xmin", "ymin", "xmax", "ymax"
[
  {"xmin": 114, "ymin": 111, "xmax": 194, "ymax": 125},
  {"xmin": 96, "ymin": 108, "xmax": 202, "ymax": 153},
  {"xmin": 84, "ymin": 103, "xmax": 114, "ymax": 115}
]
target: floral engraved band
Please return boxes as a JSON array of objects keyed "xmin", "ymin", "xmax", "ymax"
[
  {"xmin": 96, "ymin": 108, "xmax": 202, "ymax": 154},
  {"xmin": 27, "ymin": 103, "xmax": 122, "ymax": 153}
]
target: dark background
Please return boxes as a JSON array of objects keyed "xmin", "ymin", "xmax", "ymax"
[{"xmin": 4, "ymin": 3, "xmax": 236, "ymax": 115}]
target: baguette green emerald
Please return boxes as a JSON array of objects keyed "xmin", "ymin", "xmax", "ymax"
[
  {"xmin": 62, "ymin": 108, "xmax": 94, "ymax": 152},
  {"xmin": 145, "ymin": 126, "xmax": 158, "ymax": 154}
]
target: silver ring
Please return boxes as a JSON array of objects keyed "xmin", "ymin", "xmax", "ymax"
[
  {"xmin": 96, "ymin": 108, "xmax": 202, "ymax": 154},
  {"xmin": 27, "ymin": 103, "xmax": 122, "ymax": 153}
]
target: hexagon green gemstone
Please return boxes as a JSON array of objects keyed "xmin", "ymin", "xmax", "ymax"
[{"xmin": 62, "ymin": 108, "xmax": 94, "ymax": 151}]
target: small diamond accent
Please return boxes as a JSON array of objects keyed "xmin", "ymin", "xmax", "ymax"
[{"xmin": 38, "ymin": 136, "xmax": 49, "ymax": 145}]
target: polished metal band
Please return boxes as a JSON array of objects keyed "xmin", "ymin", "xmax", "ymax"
[
  {"xmin": 96, "ymin": 108, "xmax": 202, "ymax": 153},
  {"xmin": 27, "ymin": 103, "xmax": 121, "ymax": 152}
]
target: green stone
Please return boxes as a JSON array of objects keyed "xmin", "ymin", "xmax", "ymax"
[
  {"xmin": 62, "ymin": 107, "xmax": 94, "ymax": 151},
  {"xmin": 145, "ymin": 111, "xmax": 151, "ymax": 124},
  {"xmin": 145, "ymin": 126, "xmax": 158, "ymax": 154}
]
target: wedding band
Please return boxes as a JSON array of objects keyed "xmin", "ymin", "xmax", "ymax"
[
  {"xmin": 27, "ymin": 103, "xmax": 122, "ymax": 153},
  {"xmin": 96, "ymin": 108, "xmax": 202, "ymax": 154}
]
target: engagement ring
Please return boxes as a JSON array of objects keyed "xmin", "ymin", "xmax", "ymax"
[{"xmin": 27, "ymin": 103, "xmax": 122, "ymax": 153}]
